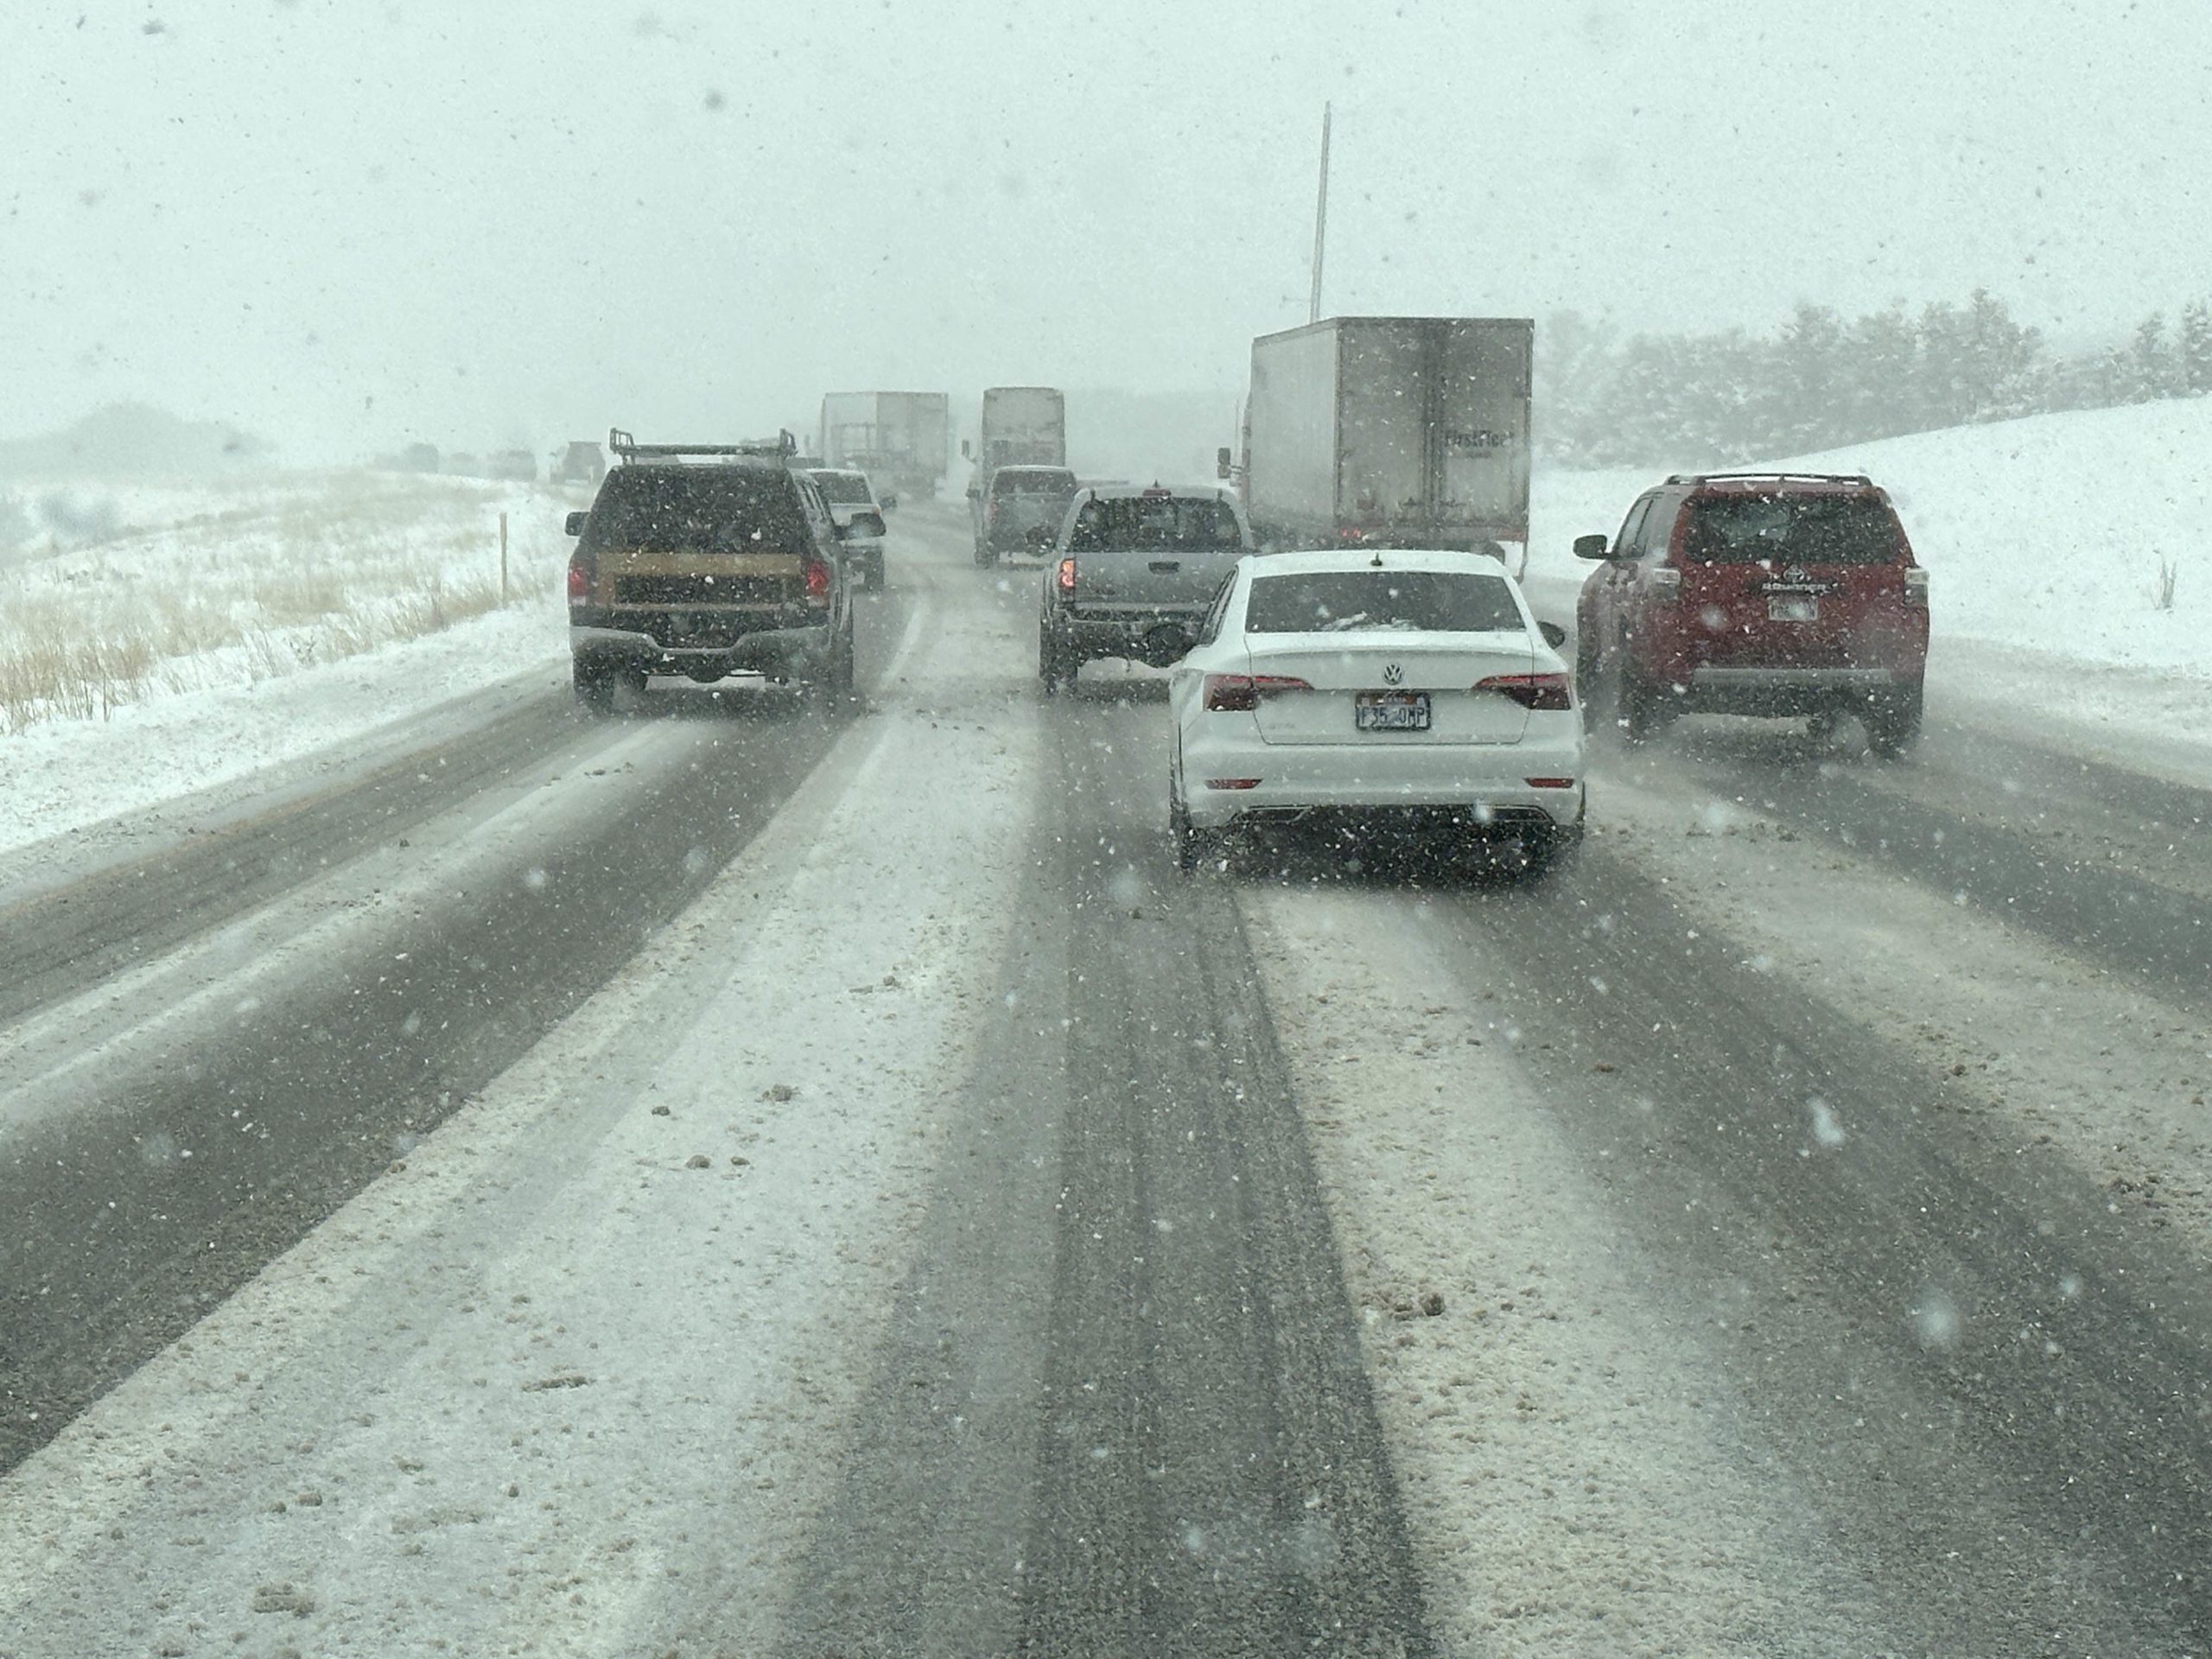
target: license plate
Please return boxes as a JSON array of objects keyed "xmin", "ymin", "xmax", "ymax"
[
  {"xmin": 1356, "ymin": 691, "xmax": 1431, "ymax": 731},
  {"xmin": 1769, "ymin": 595, "xmax": 1819, "ymax": 622}
]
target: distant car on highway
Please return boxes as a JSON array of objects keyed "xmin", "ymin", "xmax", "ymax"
[
  {"xmin": 399, "ymin": 442, "xmax": 440, "ymax": 473},
  {"xmin": 808, "ymin": 467, "xmax": 888, "ymax": 592},
  {"xmin": 552, "ymin": 441, "xmax": 606, "ymax": 487},
  {"xmin": 1166, "ymin": 549, "xmax": 1584, "ymax": 875},
  {"xmin": 1573, "ymin": 470, "xmax": 1929, "ymax": 753},
  {"xmin": 1038, "ymin": 483, "xmax": 1251, "ymax": 693},
  {"xmin": 486, "ymin": 448, "xmax": 537, "ymax": 482},
  {"xmin": 563, "ymin": 428, "xmax": 856, "ymax": 711},
  {"xmin": 976, "ymin": 465, "xmax": 1077, "ymax": 566}
]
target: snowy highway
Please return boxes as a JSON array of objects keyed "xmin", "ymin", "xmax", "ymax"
[{"xmin": 4, "ymin": 504, "xmax": 2212, "ymax": 1656}]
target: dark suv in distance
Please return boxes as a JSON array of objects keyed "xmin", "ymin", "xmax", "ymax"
[
  {"xmin": 563, "ymin": 429, "xmax": 855, "ymax": 712},
  {"xmin": 1574, "ymin": 471, "xmax": 1929, "ymax": 753}
]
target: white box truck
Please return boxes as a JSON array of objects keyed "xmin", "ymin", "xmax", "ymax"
[
  {"xmin": 1233, "ymin": 317, "xmax": 1533, "ymax": 567},
  {"xmin": 818, "ymin": 391, "xmax": 952, "ymax": 499}
]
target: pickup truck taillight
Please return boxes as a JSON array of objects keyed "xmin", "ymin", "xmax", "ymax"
[
  {"xmin": 804, "ymin": 558, "xmax": 831, "ymax": 601},
  {"xmin": 1056, "ymin": 556, "xmax": 1077, "ymax": 594},
  {"xmin": 1904, "ymin": 566, "xmax": 1929, "ymax": 607},
  {"xmin": 1644, "ymin": 567, "xmax": 1681, "ymax": 600},
  {"xmin": 566, "ymin": 555, "xmax": 592, "ymax": 606},
  {"xmin": 1478, "ymin": 672, "xmax": 1574, "ymax": 711},
  {"xmin": 1203, "ymin": 673, "xmax": 1311, "ymax": 712}
]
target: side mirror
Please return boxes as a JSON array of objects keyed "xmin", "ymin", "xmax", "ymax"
[
  {"xmin": 1216, "ymin": 446, "xmax": 1233, "ymax": 480},
  {"xmin": 1536, "ymin": 620, "xmax": 1567, "ymax": 650},
  {"xmin": 1573, "ymin": 532, "xmax": 1613, "ymax": 561},
  {"xmin": 960, "ymin": 439, "xmax": 973, "ymax": 461},
  {"xmin": 1024, "ymin": 522, "xmax": 1055, "ymax": 548},
  {"xmin": 564, "ymin": 510, "xmax": 588, "ymax": 536},
  {"xmin": 965, "ymin": 483, "xmax": 980, "ymax": 499},
  {"xmin": 878, "ymin": 491, "xmax": 897, "ymax": 512}
]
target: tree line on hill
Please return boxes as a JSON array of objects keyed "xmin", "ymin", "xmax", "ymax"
[{"xmin": 1537, "ymin": 289, "xmax": 2212, "ymax": 467}]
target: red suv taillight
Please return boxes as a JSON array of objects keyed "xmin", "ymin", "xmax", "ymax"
[
  {"xmin": 1056, "ymin": 556, "xmax": 1077, "ymax": 594},
  {"xmin": 1203, "ymin": 673, "xmax": 1312, "ymax": 712},
  {"xmin": 803, "ymin": 558, "xmax": 831, "ymax": 601},
  {"xmin": 1478, "ymin": 672, "xmax": 1573, "ymax": 711},
  {"xmin": 566, "ymin": 555, "xmax": 592, "ymax": 606},
  {"xmin": 1904, "ymin": 566, "xmax": 1929, "ymax": 607},
  {"xmin": 1645, "ymin": 567, "xmax": 1681, "ymax": 600}
]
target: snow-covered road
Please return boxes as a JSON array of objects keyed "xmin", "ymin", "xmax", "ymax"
[{"xmin": 3, "ymin": 500, "xmax": 2211, "ymax": 1656}]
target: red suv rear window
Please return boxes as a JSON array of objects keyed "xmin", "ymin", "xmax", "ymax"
[{"xmin": 1682, "ymin": 494, "xmax": 1900, "ymax": 565}]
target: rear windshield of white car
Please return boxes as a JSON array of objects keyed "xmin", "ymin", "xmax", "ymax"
[
  {"xmin": 1681, "ymin": 493, "xmax": 1901, "ymax": 564},
  {"xmin": 1067, "ymin": 495, "xmax": 1245, "ymax": 551},
  {"xmin": 810, "ymin": 471, "xmax": 874, "ymax": 505},
  {"xmin": 992, "ymin": 467, "xmax": 1077, "ymax": 497},
  {"xmin": 1244, "ymin": 569, "xmax": 1522, "ymax": 634}
]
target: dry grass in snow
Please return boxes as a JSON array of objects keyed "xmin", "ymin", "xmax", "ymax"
[{"xmin": 0, "ymin": 468, "xmax": 574, "ymax": 734}]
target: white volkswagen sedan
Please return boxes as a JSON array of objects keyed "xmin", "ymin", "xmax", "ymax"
[{"xmin": 1166, "ymin": 550, "xmax": 1586, "ymax": 875}]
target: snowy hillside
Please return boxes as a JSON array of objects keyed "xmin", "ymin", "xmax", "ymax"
[{"xmin": 1529, "ymin": 396, "xmax": 2212, "ymax": 683}]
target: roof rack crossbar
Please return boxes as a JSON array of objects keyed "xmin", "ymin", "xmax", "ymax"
[
  {"xmin": 608, "ymin": 426, "xmax": 798, "ymax": 463},
  {"xmin": 1665, "ymin": 470, "xmax": 1873, "ymax": 486}
]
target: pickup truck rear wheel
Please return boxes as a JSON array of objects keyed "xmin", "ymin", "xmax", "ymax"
[
  {"xmin": 572, "ymin": 660, "xmax": 615, "ymax": 715},
  {"xmin": 1039, "ymin": 632, "xmax": 1075, "ymax": 695},
  {"xmin": 1865, "ymin": 683, "xmax": 1923, "ymax": 758}
]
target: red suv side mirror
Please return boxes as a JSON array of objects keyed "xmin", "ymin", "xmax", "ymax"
[{"xmin": 1573, "ymin": 533, "xmax": 1612, "ymax": 560}]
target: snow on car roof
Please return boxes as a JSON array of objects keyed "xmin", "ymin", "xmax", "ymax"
[
  {"xmin": 1081, "ymin": 482, "xmax": 1239, "ymax": 501},
  {"xmin": 1237, "ymin": 547, "xmax": 1520, "ymax": 579}
]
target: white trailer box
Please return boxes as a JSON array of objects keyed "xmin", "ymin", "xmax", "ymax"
[{"xmin": 1242, "ymin": 317, "xmax": 1533, "ymax": 556}]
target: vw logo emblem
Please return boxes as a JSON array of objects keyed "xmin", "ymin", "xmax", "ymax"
[{"xmin": 1382, "ymin": 662, "xmax": 1404, "ymax": 685}]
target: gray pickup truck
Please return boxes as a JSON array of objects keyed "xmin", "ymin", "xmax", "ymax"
[{"xmin": 1037, "ymin": 483, "xmax": 1253, "ymax": 693}]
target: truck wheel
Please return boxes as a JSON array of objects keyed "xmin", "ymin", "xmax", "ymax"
[
  {"xmin": 572, "ymin": 660, "xmax": 614, "ymax": 715},
  {"xmin": 1865, "ymin": 683, "xmax": 1923, "ymax": 758},
  {"xmin": 1040, "ymin": 633, "xmax": 1075, "ymax": 695}
]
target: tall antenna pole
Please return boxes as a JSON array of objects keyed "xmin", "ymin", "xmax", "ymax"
[{"xmin": 1308, "ymin": 103, "xmax": 1332, "ymax": 325}]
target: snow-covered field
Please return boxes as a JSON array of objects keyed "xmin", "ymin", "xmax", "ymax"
[
  {"xmin": 0, "ymin": 469, "xmax": 580, "ymax": 858},
  {"xmin": 1523, "ymin": 397, "xmax": 2212, "ymax": 774},
  {"xmin": 1529, "ymin": 397, "xmax": 2212, "ymax": 675}
]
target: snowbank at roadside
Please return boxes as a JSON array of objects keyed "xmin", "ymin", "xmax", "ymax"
[
  {"xmin": 0, "ymin": 468, "xmax": 582, "ymax": 859},
  {"xmin": 1524, "ymin": 397, "xmax": 2212, "ymax": 760}
]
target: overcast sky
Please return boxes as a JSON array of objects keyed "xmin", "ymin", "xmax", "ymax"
[{"xmin": 4, "ymin": 1, "xmax": 2208, "ymax": 459}]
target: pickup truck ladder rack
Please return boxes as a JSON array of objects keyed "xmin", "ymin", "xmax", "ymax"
[
  {"xmin": 608, "ymin": 427, "xmax": 797, "ymax": 463},
  {"xmin": 1666, "ymin": 471, "xmax": 1874, "ymax": 486}
]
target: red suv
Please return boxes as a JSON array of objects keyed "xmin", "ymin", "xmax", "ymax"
[{"xmin": 1573, "ymin": 472, "xmax": 1929, "ymax": 753}]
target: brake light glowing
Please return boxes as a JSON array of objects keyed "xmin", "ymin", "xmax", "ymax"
[
  {"xmin": 1205, "ymin": 778, "xmax": 1262, "ymax": 791},
  {"xmin": 1478, "ymin": 672, "xmax": 1574, "ymax": 711},
  {"xmin": 1057, "ymin": 556, "xmax": 1077, "ymax": 594},
  {"xmin": 1203, "ymin": 673, "xmax": 1312, "ymax": 712},
  {"xmin": 566, "ymin": 556, "xmax": 591, "ymax": 604},
  {"xmin": 803, "ymin": 558, "xmax": 831, "ymax": 600},
  {"xmin": 1525, "ymin": 777, "xmax": 1577, "ymax": 790}
]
